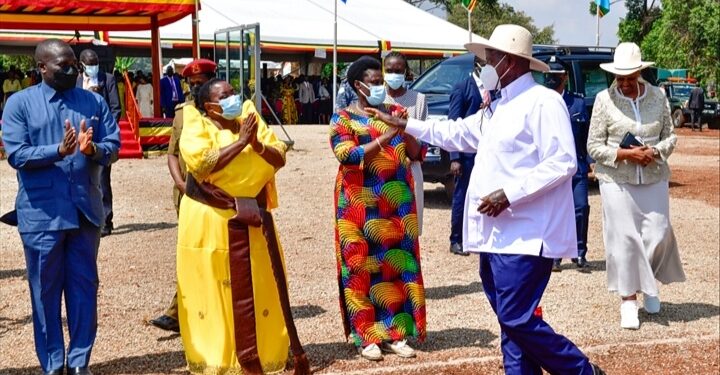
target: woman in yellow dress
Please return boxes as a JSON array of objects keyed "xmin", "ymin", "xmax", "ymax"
[
  {"xmin": 178, "ymin": 78, "xmax": 302, "ymax": 374},
  {"xmin": 280, "ymin": 76, "xmax": 298, "ymax": 125}
]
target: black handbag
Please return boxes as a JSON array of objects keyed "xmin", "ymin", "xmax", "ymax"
[{"xmin": 619, "ymin": 132, "xmax": 644, "ymax": 149}]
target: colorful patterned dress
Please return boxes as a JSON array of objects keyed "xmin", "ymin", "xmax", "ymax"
[{"xmin": 329, "ymin": 109, "xmax": 427, "ymax": 348}]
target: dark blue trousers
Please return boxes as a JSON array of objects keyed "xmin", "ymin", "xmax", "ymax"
[
  {"xmin": 101, "ymin": 165, "xmax": 113, "ymax": 230},
  {"xmin": 450, "ymin": 157, "xmax": 474, "ymax": 245},
  {"xmin": 572, "ymin": 174, "xmax": 590, "ymax": 258},
  {"xmin": 480, "ymin": 252, "xmax": 592, "ymax": 374},
  {"xmin": 20, "ymin": 216, "xmax": 100, "ymax": 372}
]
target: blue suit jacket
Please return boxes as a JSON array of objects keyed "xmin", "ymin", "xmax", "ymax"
[
  {"xmin": 562, "ymin": 90, "xmax": 591, "ymax": 175},
  {"xmin": 1, "ymin": 82, "xmax": 120, "ymax": 233},
  {"xmin": 448, "ymin": 75, "xmax": 483, "ymax": 160},
  {"xmin": 76, "ymin": 71, "xmax": 122, "ymax": 123},
  {"xmin": 160, "ymin": 75, "xmax": 185, "ymax": 109}
]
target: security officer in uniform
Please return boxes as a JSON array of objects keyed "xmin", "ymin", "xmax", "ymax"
[
  {"xmin": 544, "ymin": 57, "xmax": 592, "ymax": 272},
  {"xmin": 150, "ymin": 59, "xmax": 217, "ymax": 332}
]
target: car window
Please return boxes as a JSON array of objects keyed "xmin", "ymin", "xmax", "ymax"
[
  {"xmin": 412, "ymin": 63, "xmax": 471, "ymax": 95},
  {"xmin": 671, "ymin": 85, "xmax": 693, "ymax": 98},
  {"xmin": 531, "ymin": 71, "xmax": 575, "ymax": 93},
  {"xmin": 581, "ymin": 62, "xmax": 613, "ymax": 99}
]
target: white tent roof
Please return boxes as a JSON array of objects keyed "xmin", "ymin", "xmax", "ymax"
[{"xmin": 108, "ymin": 0, "xmax": 480, "ymax": 52}]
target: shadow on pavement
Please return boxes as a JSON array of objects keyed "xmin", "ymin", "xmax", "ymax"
[
  {"xmin": 423, "ymin": 188, "xmax": 451, "ymax": 209},
  {"xmin": 0, "ymin": 314, "xmax": 31, "ymax": 338},
  {"xmin": 304, "ymin": 341, "xmax": 357, "ymax": 373},
  {"xmin": 292, "ymin": 304, "xmax": 326, "ymax": 319},
  {"xmin": 0, "ymin": 268, "xmax": 25, "ymax": 280},
  {"xmin": 642, "ymin": 302, "xmax": 720, "ymax": 326},
  {"xmin": 112, "ymin": 222, "xmax": 177, "ymax": 235},
  {"xmin": 425, "ymin": 281, "xmax": 482, "ymax": 300},
  {"xmin": 1, "ymin": 350, "xmax": 186, "ymax": 375},
  {"xmin": 417, "ymin": 327, "xmax": 497, "ymax": 352}
]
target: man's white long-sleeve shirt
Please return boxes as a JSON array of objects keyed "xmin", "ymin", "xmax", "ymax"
[{"xmin": 406, "ymin": 73, "xmax": 578, "ymax": 258}]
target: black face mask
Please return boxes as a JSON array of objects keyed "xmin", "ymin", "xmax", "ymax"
[
  {"xmin": 544, "ymin": 74, "xmax": 563, "ymax": 90},
  {"xmin": 52, "ymin": 65, "xmax": 79, "ymax": 92}
]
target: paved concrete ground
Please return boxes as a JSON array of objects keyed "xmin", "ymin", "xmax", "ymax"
[{"xmin": 1, "ymin": 126, "xmax": 718, "ymax": 374}]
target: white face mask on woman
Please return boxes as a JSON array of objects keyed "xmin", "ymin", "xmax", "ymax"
[{"xmin": 479, "ymin": 54, "xmax": 509, "ymax": 91}]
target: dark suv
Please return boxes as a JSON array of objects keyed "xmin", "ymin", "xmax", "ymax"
[
  {"xmin": 411, "ymin": 45, "xmax": 616, "ymax": 196},
  {"xmin": 657, "ymin": 80, "xmax": 720, "ymax": 129}
]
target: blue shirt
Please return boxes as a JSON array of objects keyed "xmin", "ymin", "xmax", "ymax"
[
  {"xmin": 2, "ymin": 81, "xmax": 120, "ymax": 232},
  {"xmin": 562, "ymin": 90, "xmax": 591, "ymax": 175}
]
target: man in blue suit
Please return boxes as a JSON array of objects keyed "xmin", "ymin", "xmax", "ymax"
[
  {"xmin": 543, "ymin": 57, "xmax": 592, "ymax": 271},
  {"xmin": 160, "ymin": 66, "xmax": 184, "ymax": 118},
  {"xmin": 1, "ymin": 39, "xmax": 120, "ymax": 375},
  {"xmin": 447, "ymin": 56, "xmax": 486, "ymax": 256},
  {"xmin": 77, "ymin": 49, "xmax": 121, "ymax": 236}
]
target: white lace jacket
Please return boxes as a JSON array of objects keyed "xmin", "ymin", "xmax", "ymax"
[{"xmin": 587, "ymin": 81, "xmax": 676, "ymax": 185}]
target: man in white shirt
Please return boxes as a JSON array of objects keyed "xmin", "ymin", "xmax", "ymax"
[
  {"xmin": 369, "ymin": 24, "xmax": 604, "ymax": 375},
  {"xmin": 297, "ymin": 75, "xmax": 316, "ymax": 124}
]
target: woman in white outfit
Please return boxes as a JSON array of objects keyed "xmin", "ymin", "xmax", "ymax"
[
  {"xmin": 136, "ymin": 75, "xmax": 154, "ymax": 118},
  {"xmin": 587, "ymin": 42, "xmax": 685, "ymax": 330}
]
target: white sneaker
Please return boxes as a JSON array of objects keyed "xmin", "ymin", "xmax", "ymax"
[
  {"xmin": 620, "ymin": 300, "xmax": 640, "ymax": 330},
  {"xmin": 381, "ymin": 340, "xmax": 416, "ymax": 358},
  {"xmin": 643, "ymin": 293, "xmax": 661, "ymax": 314},
  {"xmin": 358, "ymin": 343, "xmax": 383, "ymax": 361}
]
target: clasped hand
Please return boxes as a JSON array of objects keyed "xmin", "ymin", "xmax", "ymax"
[
  {"xmin": 237, "ymin": 113, "xmax": 263, "ymax": 151},
  {"xmin": 59, "ymin": 119, "xmax": 94, "ymax": 157},
  {"xmin": 477, "ymin": 189, "xmax": 510, "ymax": 217},
  {"xmin": 623, "ymin": 145, "xmax": 654, "ymax": 167}
]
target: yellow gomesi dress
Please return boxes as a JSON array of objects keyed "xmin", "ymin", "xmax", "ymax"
[{"xmin": 178, "ymin": 101, "xmax": 289, "ymax": 374}]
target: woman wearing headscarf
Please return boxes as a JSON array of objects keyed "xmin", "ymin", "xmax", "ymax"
[
  {"xmin": 178, "ymin": 78, "xmax": 308, "ymax": 374},
  {"xmin": 330, "ymin": 56, "xmax": 427, "ymax": 361},
  {"xmin": 588, "ymin": 42, "xmax": 685, "ymax": 330}
]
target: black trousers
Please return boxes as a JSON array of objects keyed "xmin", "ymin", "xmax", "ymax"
[
  {"xmin": 101, "ymin": 165, "xmax": 113, "ymax": 229},
  {"xmin": 690, "ymin": 109, "xmax": 703, "ymax": 130}
]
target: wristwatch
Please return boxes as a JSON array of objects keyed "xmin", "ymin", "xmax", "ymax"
[{"xmin": 651, "ymin": 147, "xmax": 660, "ymax": 158}]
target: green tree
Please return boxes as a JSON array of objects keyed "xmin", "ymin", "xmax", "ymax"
[
  {"xmin": 639, "ymin": 0, "xmax": 719, "ymax": 87},
  {"xmin": 614, "ymin": 0, "xmax": 662, "ymax": 44},
  {"xmin": 0, "ymin": 55, "xmax": 35, "ymax": 72},
  {"xmin": 446, "ymin": 2, "xmax": 555, "ymax": 44},
  {"xmin": 404, "ymin": 0, "xmax": 497, "ymax": 13}
]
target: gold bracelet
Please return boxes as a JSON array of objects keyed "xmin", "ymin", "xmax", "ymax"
[
  {"xmin": 375, "ymin": 138, "xmax": 382, "ymax": 149},
  {"xmin": 258, "ymin": 142, "xmax": 266, "ymax": 154}
]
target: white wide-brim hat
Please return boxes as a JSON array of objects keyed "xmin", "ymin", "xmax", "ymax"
[
  {"xmin": 600, "ymin": 42, "xmax": 654, "ymax": 75},
  {"xmin": 464, "ymin": 24, "xmax": 550, "ymax": 72}
]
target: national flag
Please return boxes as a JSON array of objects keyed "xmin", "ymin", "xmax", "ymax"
[
  {"xmin": 462, "ymin": 0, "xmax": 478, "ymax": 12},
  {"xmin": 340, "ymin": 0, "xmax": 347, "ymax": 3},
  {"xmin": 596, "ymin": 0, "xmax": 610, "ymax": 17}
]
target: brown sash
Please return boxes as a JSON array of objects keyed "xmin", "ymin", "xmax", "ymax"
[{"xmin": 185, "ymin": 175, "xmax": 309, "ymax": 375}]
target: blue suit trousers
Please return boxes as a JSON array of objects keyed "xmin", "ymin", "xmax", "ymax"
[
  {"xmin": 20, "ymin": 215, "xmax": 100, "ymax": 372},
  {"xmin": 572, "ymin": 174, "xmax": 590, "ymax": 258},
  {"xmin": 479, "ymin": 252, "xmax": 592, "ymax": 375},
  {"xmin": 450, "ymin": 157, "xmax": 474, "ymax": 245},
  {"xmin": 101, "ymin": 165, "xmax": 113, "ymax": 229}
]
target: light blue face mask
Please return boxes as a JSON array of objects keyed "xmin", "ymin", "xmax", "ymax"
[
  {"xmin": 384, "ymin": 73, "xmax": 405, "ymax": 90},
  {"xmin": 359, "ymin": 81, "xmax": 386, "ymax": 106},
  {"xmin": 219, "ymin": 94, "xmax": 242, "ymax": 119},
  {"xmin": 83, "ymin": 64, "xmax": 99, "ymax": 78}
]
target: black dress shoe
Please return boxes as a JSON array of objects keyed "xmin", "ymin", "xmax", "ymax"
[
  {"xmin": 150, "ymin": 314, "xmax": 180, "ymax": 332},
  {"xmin": 552, "ymin": 259, "xmax": 562, "ymax": 272},
  {"xmin": 449, "ymin": 243, "xmax": 469, "ymax": 256},
  {"xmin": 44, "ymin": 369, "xmax": 63, "ymax": 375},
  {"xmin": 576, "ymin": 257, "xmax": 589, "ymax": 268},
  {"xmin": 590, "ymin": 362, "xmax": 606, "ymax": 375},
  {"xmin": 100, "ymin": 226, "xmax": 112, "ymax": 237},
  {"xmin": 66, "ymin": 367, "xmax": 92, "ymax": 375}
]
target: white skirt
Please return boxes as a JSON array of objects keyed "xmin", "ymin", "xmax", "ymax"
[{"xmin": 599, "ymin": 181, "xmax": 685, "ymax": 297}]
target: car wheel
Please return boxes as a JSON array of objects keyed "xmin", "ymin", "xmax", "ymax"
[
  {"xmin": 443, "ymin": 177, "xmax": 455, "ymax": 201},
  {"xmin": 672, "ymin": 109, "xmax": 686, "ymax": 128}
]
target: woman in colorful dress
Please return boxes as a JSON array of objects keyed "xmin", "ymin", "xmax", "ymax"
[
  {"xmin": 280, "ymin": 76, "xmax": 298, "ymax": 125},
  {"xmin": 329, "ymin": 56, "xmax": 427, "ymax": 361},
  {"xmin": 178, "ymin": 78, "xmax": 297, "ymax": 374}
]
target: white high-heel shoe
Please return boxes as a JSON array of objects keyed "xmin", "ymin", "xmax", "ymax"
[{"xmin": 620, "ymin": 300, "xmax": 640, "ymax": 330}]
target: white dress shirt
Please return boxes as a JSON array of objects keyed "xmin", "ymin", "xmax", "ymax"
[{"xmin": 406, "ymin": 73, "xmax": 578, "ymax": 258}]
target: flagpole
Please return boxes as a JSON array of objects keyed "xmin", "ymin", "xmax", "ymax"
[
  {"xmin": 332, "ymin": 0, "xmax": 338, "ymax": 112},
  {"xmin": 596, "ymin": 4, "xmax": 600, "ymax": 46},
  {"xmin": 467, "ymin": 6, "xmax": 472, "ymax": 43}
]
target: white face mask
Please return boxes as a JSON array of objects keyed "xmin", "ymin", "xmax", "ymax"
[{"xmin": 479, "ymin": 54, "xmax": 508, "ymax": 91}]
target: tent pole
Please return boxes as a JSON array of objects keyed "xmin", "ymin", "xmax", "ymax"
[
  {"xmin": 332, "ymin": 0, "xmax": 337, "ymax": 112},
  {"xmin": 596, "ymin": 5, "xmax": 600, "ymax": 47},
  {"xmin": 151, "ymin": 15, "xmax": 162, "ymax": 118},
  {"xmin": 468, "ymin": 7, "xmax": 472, "ymax": 43},
  {"xmin": 192, "ymin": 0, "xmax": 200, "ymax": 59}
]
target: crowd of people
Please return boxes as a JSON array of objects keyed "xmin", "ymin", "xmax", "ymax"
[
  {"xmin": 262, "ymin": 74, "xmax": 334, "ymax": 125},
  {"xmin": 0, "ymin": 22, "xmax": 689, "ymax": 375}
]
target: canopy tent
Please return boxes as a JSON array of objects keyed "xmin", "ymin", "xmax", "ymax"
[
  {"xmin": 1, "ymin": 0, "xmax": 481, "ymax": 58},
  {"xmin": 0, "ymin": 0, "xmax": 199, "ymax": 117}
]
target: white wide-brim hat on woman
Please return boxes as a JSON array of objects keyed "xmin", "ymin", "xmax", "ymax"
[
  {"xmin": 464, "ymin": 24, "xmax": 550, "ymax": 72},
  {"xmin": 600, "ymin": 42, "xmax": 654, "ymax": 75}
]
